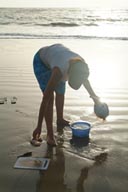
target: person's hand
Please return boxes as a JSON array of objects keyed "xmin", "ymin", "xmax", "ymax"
[
  {"xmin": 91, "ymin": 95, "xmax": 101, "ymax": 104},
  {"xmin": 32, "ymin": 127, "xmax": 41, "ymax": 140}
]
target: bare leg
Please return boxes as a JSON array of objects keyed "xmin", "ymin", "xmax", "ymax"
[
  {"xmin": 55, "ymin": 93, "xmax": 64, "ymax": 121},
  {"xmin": 44, "ymin": 92, "xmax": 56, "ymax": 145},
  {"xmin": 55, "ymin": 93, "xmax": 69, "ymax": 129}
]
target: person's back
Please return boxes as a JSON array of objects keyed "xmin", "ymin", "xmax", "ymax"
[{"xmin": 39, "ymin": 44, "xmax": 84, "ymax": 79}]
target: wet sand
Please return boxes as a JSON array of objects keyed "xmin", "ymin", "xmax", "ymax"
[{"xmin": 0, "ymin": 39, "xmax": 128, "ymax": 192}]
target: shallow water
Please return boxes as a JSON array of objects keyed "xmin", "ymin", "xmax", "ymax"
[{"xmin": 0, "ymin": 39, "xmax": 128, "ymax": 192}]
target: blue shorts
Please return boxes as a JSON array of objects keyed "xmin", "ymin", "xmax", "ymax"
[{"xmin": 33, "ymin": 51, "xmax": 66, "ymax": 94}]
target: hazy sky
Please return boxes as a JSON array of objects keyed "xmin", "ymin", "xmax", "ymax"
[{"xmin": 0, "ymin": 0, "xmax": 128, "ymax": 8}]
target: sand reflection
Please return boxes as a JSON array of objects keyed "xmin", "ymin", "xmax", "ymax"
[
  {"xmin": 36, "ymin": 134, "xmax": 107, "ymax": 192},
  {"xmin": 36, "ymin": 143, "xmax": 67, "ymax": 192}
]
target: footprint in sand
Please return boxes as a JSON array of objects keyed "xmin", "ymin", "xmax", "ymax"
[
  {"xmin": 0, "ymin": 96, "xmax": 17, "ymax": 105},
  {"xmin": 11, "ymin": 96, "xmax": 17, "ymax": 104},
  {"xmin": 0, "ymin": 97, "xmax": 7, "ymax": 104}
]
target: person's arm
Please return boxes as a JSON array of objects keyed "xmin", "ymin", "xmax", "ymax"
[
  {"xmin": 83, "ymin": 79, "xmax": 100, "ymax": 104},
  {"xmin": 33, "ymin": 67, "xmax": 62, "ymax": 139}
]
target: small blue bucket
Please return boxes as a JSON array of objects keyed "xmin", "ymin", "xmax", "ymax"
[{"xmin": 70, "ymin": 121, "xmax": 91, "ymax": 138}]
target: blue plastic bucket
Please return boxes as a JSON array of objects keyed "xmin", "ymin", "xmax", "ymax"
[{"xmin": 70, "ymin": 121, "xmax": 91, "ymax": 138}]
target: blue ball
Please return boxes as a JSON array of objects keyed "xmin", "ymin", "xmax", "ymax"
[{"xmin": 94, "ymin": 102, "xmax": 109, "ymax": 120}]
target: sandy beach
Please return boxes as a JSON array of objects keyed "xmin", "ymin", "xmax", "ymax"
[{"xmin": 0, "ymin": 39, "xmax": 128, "ymax": 192}]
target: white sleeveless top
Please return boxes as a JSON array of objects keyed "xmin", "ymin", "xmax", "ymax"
[{"xmin": 39, "ymin": 44, "xmax": 84, "ymax": 81}]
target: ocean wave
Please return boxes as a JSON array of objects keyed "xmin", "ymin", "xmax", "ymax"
[
  {"xmin": 34, "ymin": 22, "xmax": 79, "ymax": 27},
  {"xmin": 50, "ymin": 22, "xmax": 79, "ymax": 27},
  {"xmin": 37, "ymin": 22, "xmax": 98, "ymax": 27},
  {"xmin": 0, "ymin": 16, "xmax": 127, "ymax": 27},
  {"xmin": 0, "ymin": 8, "xmax": 128, "ymax": 28},
  {"xmin": 0, "ymin": 33, "xmax": 128, "ymax": 41},
  {"xmin": 0, "ymin": 21, "xmax": 98, "ymax": 27},
  {"xmin": 0, "ymin": 22, "xmax": 12, "ymax": 25}
]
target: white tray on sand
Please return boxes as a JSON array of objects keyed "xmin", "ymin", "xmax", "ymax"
[{"xmin": 14, "ymin": 157, "xmax": 50, "ymax": 170}]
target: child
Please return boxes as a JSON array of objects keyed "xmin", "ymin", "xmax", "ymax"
[{"xmin": 32, "ymin": 44, "xmax": 100, "ymax": 146}]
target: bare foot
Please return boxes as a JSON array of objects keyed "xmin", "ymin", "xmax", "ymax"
[
  {"xmin": 47, "ymin": 136, "xmax": 57, "ymax": 147},
  {"xmin": 30, "ymin": 139, "xmax": 42, "ymax": 147},
  {"xmin": 57, "ymin": 119, "xmax": 70, "ymax": 128},
  {"xmin": 30, "ymin": 136, "xmax": 42, "ymax": 147}
]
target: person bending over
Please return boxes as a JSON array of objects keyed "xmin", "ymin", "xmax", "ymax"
[{"xmin": 32, "ymin": 44, "xmax": 100, "ymax": 146}]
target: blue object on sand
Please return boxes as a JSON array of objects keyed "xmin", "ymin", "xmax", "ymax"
[
  {"xmin": 70, "ymin": 121, "xmax": 91, "ymax": 138},
  {"xmin": 94, "ymin": 102, "xmax": 109, "ymax": 120}
]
